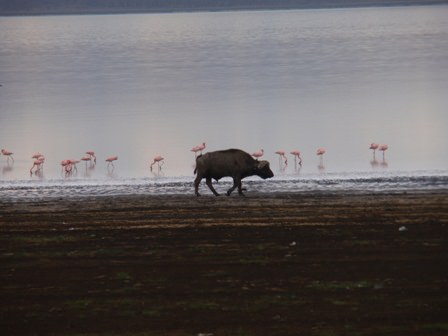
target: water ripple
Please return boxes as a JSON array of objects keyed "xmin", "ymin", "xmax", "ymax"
[{"xmin": 1, "ymin": 170, "xmax": 447, "ymax": 202}]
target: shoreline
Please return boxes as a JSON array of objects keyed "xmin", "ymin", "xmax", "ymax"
[
  {"xmin": 1, "ymin": 169, "xmax": 447, "ymax": 203},
  {"xmin": 1, "ymin": 188, "xmax": 448, "ymax": 222}
]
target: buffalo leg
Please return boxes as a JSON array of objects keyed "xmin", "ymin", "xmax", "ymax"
[
  {"xmin": 194, "ymin": 175, "xmax": 202, "ymax": 196},
  {"xmin": 206, "ymin": 177, "xmax": 220, "ymax": 196},
  {"xmin": 237, "ymin": 181, "xmax": 244, "ymax": 195},
  {"xmin": 227, "ymin": 177, "xmax": 243, "ymax": 196}
]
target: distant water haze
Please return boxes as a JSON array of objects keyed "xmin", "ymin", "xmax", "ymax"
[{"xmin": 1, "ymin": 6, "xmax": 447, "ymax": 180}]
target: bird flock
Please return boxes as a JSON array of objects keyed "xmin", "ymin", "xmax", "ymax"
[{"xmin": 1, "ymin": 142, "xmax": 389, "ymax": 178}]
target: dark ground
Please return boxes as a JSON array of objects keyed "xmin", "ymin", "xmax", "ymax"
[{"xmin": 1, "ymin": 191, "xmax": 447, "ymax": 335}]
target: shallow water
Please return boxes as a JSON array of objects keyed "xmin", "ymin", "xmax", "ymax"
[
  {"xmin": 1, "ymin": 6, "xmax": 448, "ymax": 183},
  {"xmin": 1, "ymin": 170, "xmax": 447, "ymax": 201}
]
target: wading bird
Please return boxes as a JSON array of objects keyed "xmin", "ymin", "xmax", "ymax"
[
  {"xmin": 32, "ymin": 152, "xmax": 43, "ymax": 160},
  {"xmin": 191, "ymin": 142, "xmax": 206, "ymax": 157},
  {"xmin": 379, "ymin": 144, "xmax": 389, "ymax": 160},
  {"xmin": 81, "ymin": 155, "xmax": 91, "ymax": 166},
  {"xmin": 369, "ymin": 143, "xmax": 379, "ymax": 159},
  {"xmin": 60, "ymin": 159, "xmax": 73, "ymax": 176},
  {"xmin": 81, "ymin": 155, "xmax": 95, "ymax": 176},
  {"xmin": 150, "ymin": 155, "xmax": 165, "ymax": 171},
  {"xmin": 275, "ymin": 150, "xmax": 288, "ymax": 165},
  {"xmin": 86, "ymin": 151, "xmax": 96, "ymax": 164},
  {"xmin": 252, "ymin": 149, "xmax": 264, "ymax": 160},
  {"xmin": 105, "ymin": 156, "xmax": 118, "ymax": 168},
  {"xmin": 30, "ymin": 155, "xmax": 45, "ymax": 176},
  {"xmin": 1, "ymin": 149, "xmax": 14, "ymax": 163},
  {"xmin": 316, "ymin": 148, "xmax": 326, "ymax": 172},
  {"xmin": 290, "ymin": 150, "xmax": 302, "ymax": 166},
  {"xmin": 317, "ymin": 148, "xmax": 326, "ymax": 155},
  {"xmin": 69, "ymin": 159, "xmax": 80, "ymax": 173}
]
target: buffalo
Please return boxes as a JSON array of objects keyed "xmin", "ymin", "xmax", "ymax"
[{"xmin": 194, "ymin": 148, "xmax": 274, "ymax": 196}]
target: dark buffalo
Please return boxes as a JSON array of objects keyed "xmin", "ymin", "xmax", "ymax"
[{"xmin": 194, "ymin": 148, "xmax": 274, "ymax": 196}]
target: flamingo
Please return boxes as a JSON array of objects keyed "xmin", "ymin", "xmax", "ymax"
[
  {"xmin": 290, "ymin": 150, "xmax": 302, "ymax": 166},
  {"xmin": 81, "ymin": 156, "xmax": 95, "ymax": 176},
  {"xmin": 81, "ymin": 155, "xmax": 91, "ymax": 166},
  {"xmin": 150, "ymin": 155, "xmax": 165, "ymax": 171},
  {"xmin": 86, "ymin": 150, "xmax": 96, "ymax": 163},
  {"xmin": 197, "ymin": 142, "xmax": 206, "ymax": 154},
  {"xmin": 275, "ymin": 150, "xmax": 288, "ymax": 165},
  {"xmin": 106, "ymin": 156, "xmax": 118, "ymax": 168},
  {"xmin": 69, "ymin": 159, "xmax": 80, "ymax": 173},
  {"xmin": 1, "ymin": 149, "xmax": 14, "ymax": 162},
  {"xmin": 60, "ymin": 159, "xmax": 73, "ymax": 175},
  {"xmin": 191, "ymin": 146, "xmax": 200, "ymax": 157},
  {"xmin": 316, "ymin": 148, "xmax": 326, "ymax": 156},
  {"xmin": 252, "ymin": 149, "xmax": 264, "ymax": 160},
  {"xmin": 369, "ymin": 143, "xmax": 379, "ymax": 159},
  {"xmin": 316, "ymin": 148, "xmax": 326, "ymax": 172},
  {"xmin": 191, "ymin": 142, "xmax": 206, "ymax": 157},
  {"xmin": 30, "ymin": 156, "xmax": 45, "ymax": 175},
  {"xmin": 379, "ymin": 144, "xmax": 389, "ymax": 161}
]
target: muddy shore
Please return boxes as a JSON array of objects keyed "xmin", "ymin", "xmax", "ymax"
[{"xmin": 1, "ymin": 191, "xmax": 448, "ymax": 335}]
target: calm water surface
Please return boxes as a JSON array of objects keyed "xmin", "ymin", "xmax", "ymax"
[{"xmin": 1, "ymin": 6, "xmax": 448, "ymax": 190}]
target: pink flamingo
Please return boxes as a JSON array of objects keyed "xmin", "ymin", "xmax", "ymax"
[
  {"xmin": 81, "ymin": 155, "xmax": 91, "ymax": 165},
  {"xmin": 81, "ymin": 156, "xmax": 94, "ymax": 175},
  {"xmin": 60, "ymin": 159, "xmax": 73, "ymax": 175},
  {"xmin": 30, "ymin": 155, "xmax": 45, "ymax": 175},
  {"xmin": 150, "ymin": 155, "xmax": 165, "ymax": 171},
  {"xmin": 252, "ymin": 149, "xmax": 264, "ymax": 160},
  {"xmin": 86, "ymin": 150, "xmax": 96, "ymax": 164},
  {"xmin": 191, "ymin": 146, "xmax": 200, "ymax": 157},
  {"xmin": 379, "ymin": 144, "xmax": 389, "ymax": 161},
  {"xmin": 69, "ymin": 159, "xmax": 80, "ymax": 173},
  {"xmin": 197, "ymin": 142, "xmax": 206, "ymax": 154},
  {"xmin": 369, "ymin": 143, "xmax": 379, "ymax": 159},
  {"xmin": 290, "ymin": 150, "xmax": 302, "ymax": 166},
  {"xmin": 316, "ymin": 148, "xmax": 326, "ymax": 156},
  {"xmin": 106, "ymin": 156, "xmax": 118, "ymax": 169},
  {"xmin": 316, "ymin": 148, "xmax": 326, "ymax": 172},
  {"xmin": 191, "ymin": 142, "xmax": 206, "ymax": 157},
  {"xmin": 275, "ymin": 150, "xmax": 288, "ymax": 165},
  {"xmin": 1, "ymin": 149, "xmax": 14, "ymax": 163}
]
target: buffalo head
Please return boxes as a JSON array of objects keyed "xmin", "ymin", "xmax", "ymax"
[{"xmin": 255, "ymin": 160, "xmax": 274, "ymax": 179}]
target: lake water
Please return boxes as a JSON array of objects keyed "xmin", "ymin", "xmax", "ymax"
[{"xmin": 1, "ymin": 5, "xmax": 448, "ymax": 196}]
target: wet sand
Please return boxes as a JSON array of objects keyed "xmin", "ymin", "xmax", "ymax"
[{"xmin": 1, "ymin": 190, "xmax": 448, "ymax": 335}]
